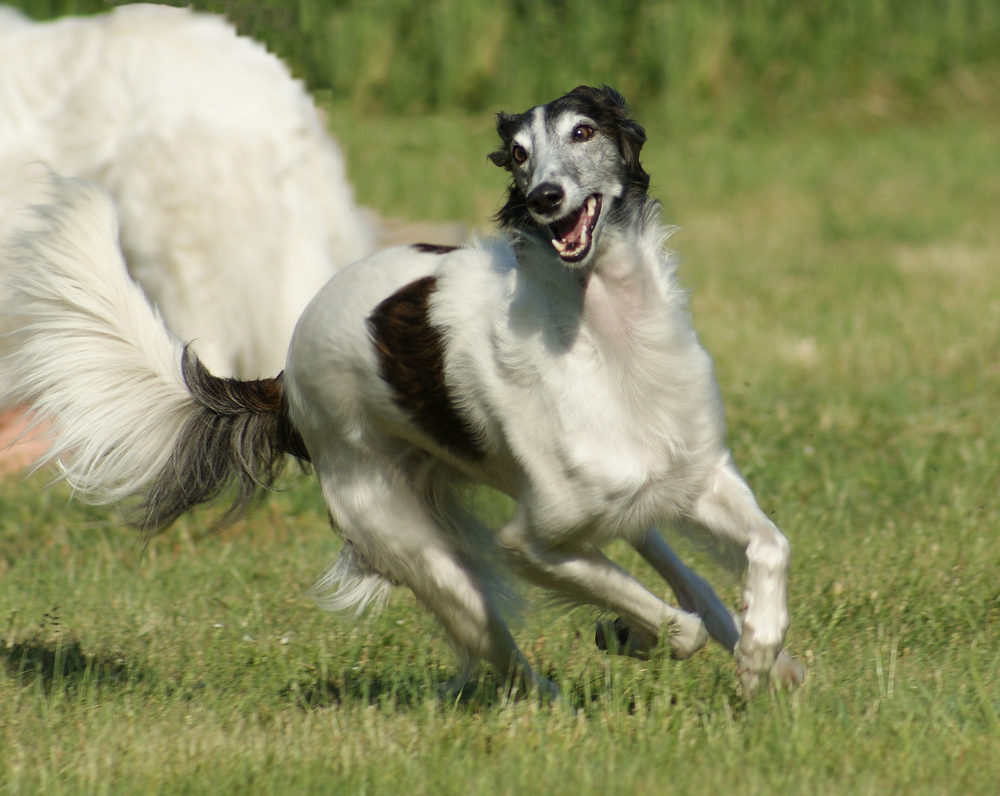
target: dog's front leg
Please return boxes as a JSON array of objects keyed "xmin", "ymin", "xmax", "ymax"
[
  {"xmin": 680, "ymin": 458, "xmax": 803, "ymax": 697},
  {"xmin": 636, "ymin": 527, "xmax": 804, "ymax": 692}
]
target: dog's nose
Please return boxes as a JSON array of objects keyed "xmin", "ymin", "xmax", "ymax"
[{"xmin": 526, "ymin": 182, "xmax": 564, "ymax": 215}]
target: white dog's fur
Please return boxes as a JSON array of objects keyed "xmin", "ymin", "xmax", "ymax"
[
  {"xmin": 0, "ymin": 3, "xmax": 373, "ymax": 377},
  {"xmin": 0, "ymin": 87, "xmax": 803, "ymax": 698}
]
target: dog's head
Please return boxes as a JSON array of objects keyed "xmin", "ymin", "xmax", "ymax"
[{"xmin": 489, "ymin": 85, "xmax": 649, "ymax": 266}]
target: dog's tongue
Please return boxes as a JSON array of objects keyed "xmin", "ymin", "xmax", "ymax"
[{"xmin": 553, "ymin": 206, "xmax": 587, "ymax": 245}]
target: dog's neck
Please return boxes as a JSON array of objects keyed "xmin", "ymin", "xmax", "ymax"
[
  {"xmin": 578, "ymin": 225, "xmax": 661, "ymax": 355},
  {"xmin": 506, "ymin": 195, "xmax": 680, "ymax": 358}
]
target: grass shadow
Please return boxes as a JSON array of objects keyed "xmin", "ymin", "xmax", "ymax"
[
  {"xmin": 281, "ymin": 669, "xmax": 435, "ymax": 710},
  {"xmin": 1, "ymin": 634, "xmax": 134, "ymax": 692},
  {"xmin": 281, "ymin": 667, "xmax": 562, "ymax": 712}
]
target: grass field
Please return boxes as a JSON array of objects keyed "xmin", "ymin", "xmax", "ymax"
[
  {"xmin": 3, "ymin": 2, "xmax": 1000, "ymax": 794},
  {"xmin": 3, "ymin": 108, "xmax": 998, "ymax": 794}
]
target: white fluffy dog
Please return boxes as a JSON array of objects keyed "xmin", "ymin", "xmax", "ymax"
[{"xmin": 0, "ymin": 3, "xmax": 373, "ymax": 377}]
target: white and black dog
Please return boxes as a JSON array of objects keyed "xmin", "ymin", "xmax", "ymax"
[{"xmin": 0, "ymin": 86, "xmax": 803, "ymax": 698}]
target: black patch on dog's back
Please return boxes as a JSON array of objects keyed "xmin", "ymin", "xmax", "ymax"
[
  {"xmin": 412, "ymin": 243, "xmax": 460, "ymax": 255},
  {"xmin": 368, "ymin": 277, "xmax": 484, "ymax": 461}
]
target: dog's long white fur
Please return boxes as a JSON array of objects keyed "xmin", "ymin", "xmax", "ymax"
[
  {"xmin": 1, "ymin": 177, "xmax": 192, "ymax": 501},
  {"xmin": 0, "ymin": 4, "xmax": 373, "ymax": 378}
]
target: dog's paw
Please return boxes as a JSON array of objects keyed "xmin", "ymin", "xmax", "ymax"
[
  {"xmin": 595, "ymin": 613, "xmax": 707, "ymax": 661},
  {"xmin": 734, "ymin": 632, "xmax": 777, "ymax": 699},
  {"xmin": 668, "ymin": 611, "xmax": 709, "ymax": 660},
  {"xmin": 736, "ymin": 648, "xmax": 805, "ymax": 698},
  {"xmin": 735, "ymin": 641, "xmax": 808, "ymax": 700},
  {"xmin": 533, "ymin": 676, "xmax": 561, "ymax": 703},
  {"xmin": 595, "ymin": 617, "xmax": 656, "ymax": 660},
  {"xmin": 768, "ymin": 649, "xmax": 806, "ymax": 692},
  {"xmin": 505, "ymin": 664, "xmax": 560, "ymax": 703}
]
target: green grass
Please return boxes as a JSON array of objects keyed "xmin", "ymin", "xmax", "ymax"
[
  {"xmin": 3, "ymin": 107, "xmax": 999, "ymax": 793},
  {"xmin": 3, "ymin": 2, "xmax": 1000, "ymax": 791},
  {"xmin": 10, "ymin": 0, "xmax": 1000, "ymax": 128}
]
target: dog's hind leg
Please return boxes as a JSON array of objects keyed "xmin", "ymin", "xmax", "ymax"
[
  {"xmin": 313, "ymin": 461, "xmax": 554, "ymax": 699},
  {"xmin": 635, "ymin": 528, "xmax": 740, "ymax": 650},
  {"xmin": 497, "ymin": 517, "xmax": 708, "ymax": 661}
]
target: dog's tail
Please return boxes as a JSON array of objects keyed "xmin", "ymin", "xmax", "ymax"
[{"xmin": 0, "ymin": 176, "xmax": 309, "ymax": 536}]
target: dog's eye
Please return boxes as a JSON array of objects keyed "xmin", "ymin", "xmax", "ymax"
[
  {"xmin": 572, "ymin": 124, "xmax": 595, "ymax": 142},
  {"xmin": 511, "ymin": 144, "xmax": 528, "ymax": 164}
]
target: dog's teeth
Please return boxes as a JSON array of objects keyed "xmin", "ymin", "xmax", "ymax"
[{"xmin": 550, "ymin": 194, "xmax": 601, "ymax": 261}]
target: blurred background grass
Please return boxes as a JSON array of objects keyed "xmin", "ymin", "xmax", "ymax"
[{"xmin": 12, "ymin": 0, "xmax": 1000, "ymax": 130}]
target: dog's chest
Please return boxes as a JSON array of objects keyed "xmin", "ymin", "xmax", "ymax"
[
  {"xmin": 416, "ymin": 241, "xmax": 725, "ymax": 526},
  {"xmin": 479, "ymin": 298, "xmax": 721, "ymax": 529},
  {"xmin": 491, "ymin": 367, "xmax": 712, "ymax": 536}
]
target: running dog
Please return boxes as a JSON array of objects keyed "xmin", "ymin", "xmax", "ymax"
[{"xmin": 0, "ymin": 86, "xmax": 803, "ymax": 698}]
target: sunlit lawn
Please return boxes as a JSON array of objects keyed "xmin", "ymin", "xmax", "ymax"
[{"xmin": 2, "ymin": 103, "xmax": 999, "ymax": 793}]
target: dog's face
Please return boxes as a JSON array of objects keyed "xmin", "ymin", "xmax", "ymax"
[{"xmin": 489, "ymin": 85, "xmax": 649, "ymax": 266}]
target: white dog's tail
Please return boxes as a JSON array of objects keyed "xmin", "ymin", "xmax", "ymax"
[{"xmin": 0, "ymin": 176, "xmax": 309, "ymax": 534}]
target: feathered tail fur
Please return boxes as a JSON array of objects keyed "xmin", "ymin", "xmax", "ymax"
[{"xmin": 0, "ymin": 176, "xmax": 308, "ymax": 535}]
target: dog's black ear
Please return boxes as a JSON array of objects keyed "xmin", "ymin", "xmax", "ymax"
[
  {"xmin": 493, "ymin": 184, "xmax": 530, "ymax": 230},
  {"xmin": 488, "ymin": 111, "xmax": 521, "ymax": 169},
  {"xmin": 488, "ymin": 111, "xmax": 531, "ymax": 228}
]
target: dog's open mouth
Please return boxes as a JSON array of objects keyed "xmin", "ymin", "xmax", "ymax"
[{"xmin": 550, "ymin": 194, "xmax": 602, "ymax": 263}]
